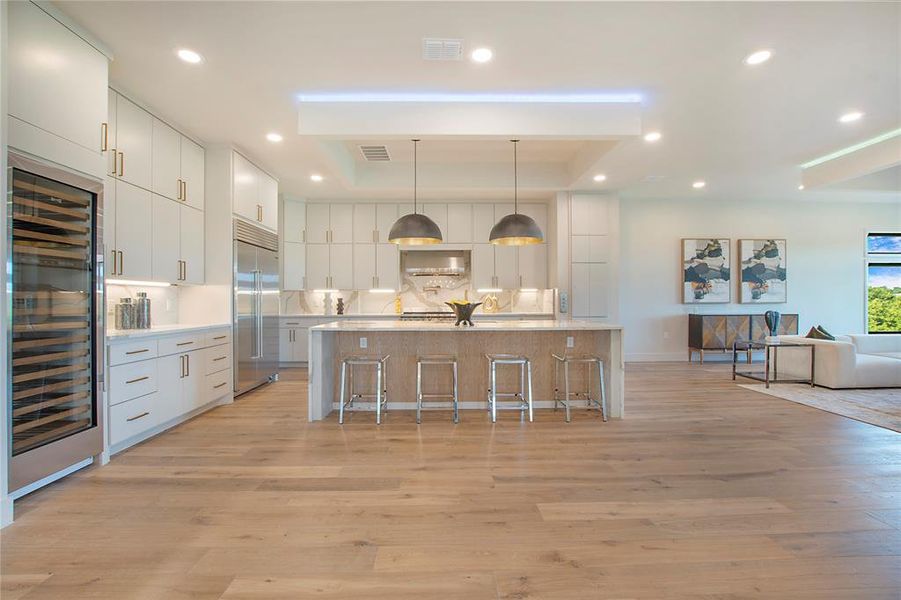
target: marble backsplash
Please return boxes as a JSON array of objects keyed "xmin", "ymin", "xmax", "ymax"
[
  {"xmin": 281, "ymin": 273, "xmax": 554, "ymax": 316},
  {"xmin": 106, "ymin": 284, "xmax": 180, "ymax": 327}
]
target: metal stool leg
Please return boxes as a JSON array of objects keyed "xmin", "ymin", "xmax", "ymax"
[
  {"xmin": 490, "ymin": 360, "xmax": 498, "ymax": 423},
  {"xmin": 564, "ymin": 360, "xmax": 571, "ymax": 423},
  {"xmin": 526, "ymin": 359, "xmax": 534, "ymax": 422},
  {"xmin": 375, "ymin": 362, "xmax": 383, "ymax": 425},
  {"xmin": 452, "ymin": 361, "xmax": 459, "ymax": 424},
  {"xmin": 597, "ymin": 359, "xmax": 608, "ymax": 422},
  {"xmin": 382, "ymin": 358, "xmax": 388, "ymax": 414},
  {"xmin": 339, "ymin": 360, "xmax": 347, "ymax": 424},
  {"xmin": 553, "ymin": 358, "xmax": 559, "ymax": 411},
  {"xmin": 416, "ymin": 360, "xmax": 422, "ymax": 424}
]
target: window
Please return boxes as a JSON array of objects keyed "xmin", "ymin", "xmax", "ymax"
[{"xmin": 866, "ymin": 233, "xmax": 901, "ymax": 333}]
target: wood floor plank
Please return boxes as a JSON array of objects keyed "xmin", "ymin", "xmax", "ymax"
[{"xmin": 1, "ymin": 363, "xmax": 898, "ymax": 599}]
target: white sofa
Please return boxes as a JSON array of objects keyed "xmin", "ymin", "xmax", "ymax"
[{"xmin": 772, "ymin": 334, "xmax": 901, "ymax": 389}]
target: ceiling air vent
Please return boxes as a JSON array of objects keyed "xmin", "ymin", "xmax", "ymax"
[
  {"xmin": 422, "ymin": 38, "xmax": 463, "ymax": 61},
  {"xmin": 359, "ymin": 145, "xmax": 391, "ymax": 162}
]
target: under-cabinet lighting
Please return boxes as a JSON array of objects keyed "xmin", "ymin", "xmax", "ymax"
[
  {"xmin": 477, "ymin": 288, "xmax": 503, "ymax": 293},
  {"xmin": 369, "ymin": 289, "xmax": 396, "ymax": 293},
  {"xmin": 312, "ymin": 289, "xmax": 338, "ymax": 294},
  {"xmin": 519, "ymin": 288, "xmax": 539, "ymax": 292},
  {"xmin": 106, "ymin": 279, "xmax": 171, "ymax": 287}
]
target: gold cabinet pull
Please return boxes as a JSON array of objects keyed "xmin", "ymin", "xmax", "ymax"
[
  {"xmin": 101, "ymin": 123, "xmax": 108, "ymax": 151},
  {"xmin": 111, "ymin": 148, "xmax": 118, "ymax": 176},
  {"xmin": 125, "ymin": 376, "xmax": 149, "ymax": 384},
  {"xmin": 213, "ymin": 335, "xmax": 227, "ymax": 340},
  {"xmin": 110, "ymin": 249, "xmax": 117, "ymax": 275},
  {"xmin": 125, "ymin": 348, "xmax": 149, "ymax": 355},
  {"xmin": 213, "ymin": 382, "xmax": 227, "ymax": 389},
  {"xmin": 186, "ymin": 354, "xmax": 190, "ymax": 376},
  {"xmin": 176, "ymin": 341, "xmax": 194, "ymax": 346},
  {"xmin": 118, "ymin": 251, "xmax": 124, "ymax": 274},
  {"xmin": 183, "ymin": 180, "xmax": 187, "ymax": 201},
  {"xmin": 118, "ymin": 151, "xmax": 124, "ymax": 176},
  {"xmin": 126, "ymin": 411, "xmax": 150, "ymax": 422},
  {"xmin": 213, "ymin": 356, "xmax": 227, "ymax": 361}
]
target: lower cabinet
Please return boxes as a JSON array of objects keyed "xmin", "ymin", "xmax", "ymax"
[
  {"xmin": 280, "ymin": 320, "xmax": 310, "ymax": 363},
  {"xmin": 107, "ymin": 327, "xmax": 232, "ymax": 452}
]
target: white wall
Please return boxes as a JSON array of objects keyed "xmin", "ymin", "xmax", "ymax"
[
  {"xmin": 620, "ymin": 197, "xmax": 901, "ymax": 361},
  {"xmin": 1, "ymin": 0, "xmax": 12, "ymax": 528}
]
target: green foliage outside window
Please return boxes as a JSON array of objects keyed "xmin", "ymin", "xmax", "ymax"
[{"xmin": 868, "ymin": 286, "xmax": 901, "ymax": 333}]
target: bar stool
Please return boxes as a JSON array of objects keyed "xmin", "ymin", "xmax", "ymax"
[
  {"xmin": 552, "ymin": 352, "xmax": 608, "ymax": 423},
  {"xmin": 416, "ymin": 355, "xmax": 459, "ymax": 424},
  {"xmin": 485, "ymin": 354, "xmax": 534, "ymax": 423},
  {"xmin": 339, "ymin": 355, "xmax": 389, "ymax": 425}
]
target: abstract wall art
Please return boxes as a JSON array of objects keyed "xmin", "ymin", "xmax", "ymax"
[
  {"xmin": 682, "ymin": 238, "xmax": 731, "ymax": 303},
  {"xmin": 739, "ymin": 239, "xmax": 787, "ymax": 303}
]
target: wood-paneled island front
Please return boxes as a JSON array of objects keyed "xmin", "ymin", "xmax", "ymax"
[{"xmin": 308, "ymin": 320, "xmax": 624, "ymax": 421}]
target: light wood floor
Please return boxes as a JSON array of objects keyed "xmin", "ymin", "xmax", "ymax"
[{"xmin": 2, "ymin": 363, "xmax": 900, "ymax": 599}]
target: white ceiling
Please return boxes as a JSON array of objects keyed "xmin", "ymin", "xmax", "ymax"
[{"xmin": 55, "ymin": 1, "xmax": 901, "ymax": 203}]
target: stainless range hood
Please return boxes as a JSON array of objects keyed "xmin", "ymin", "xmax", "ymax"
[{"xmin": 401, "ymin": 250, "xmax": 468, "ymax": 277}]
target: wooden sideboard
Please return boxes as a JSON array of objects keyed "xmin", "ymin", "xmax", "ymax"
[{"xmin": 688, "ymin": 313, "xmax": 799, "ymax": 362}]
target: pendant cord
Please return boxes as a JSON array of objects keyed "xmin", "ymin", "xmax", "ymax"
[
  {"xmin": 412, "ymin": 138, "xmax": 420, "ymax": 214},
  {"xmin": 512, "ymin": 139, "xmax": 519, "ymax": 214}
]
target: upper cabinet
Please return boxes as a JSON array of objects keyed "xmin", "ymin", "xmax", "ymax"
[
  {"xmin": 232, "ymin": 151, "xmax": 277, "ymax": 232},
  {"xmin": 151, "ymin": 118, "xmax": 205, "ymax": 210},
  {"xmin": 113, "ymin": 94, "xmax": 153, "ymax": 189},
  {"xmin": 8, "ymin": 1, "xmax": 109, "ymax": 178},
  {"xmin": 306, "ymin": 203, "xmax": 353, "ymax": 244}
]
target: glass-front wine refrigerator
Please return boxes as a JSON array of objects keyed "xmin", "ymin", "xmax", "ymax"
[{"xmin": 7, "ymin": 153, "xmax": 104, "ymax": 494}]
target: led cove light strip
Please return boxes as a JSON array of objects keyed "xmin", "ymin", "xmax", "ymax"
[
  {"xmin": 297, "ymin": 92, "xmax": 643, "ymax": 104},
  {"xmin": 800, "ymin": 128, "xmax": 901, "ymax": 169}
]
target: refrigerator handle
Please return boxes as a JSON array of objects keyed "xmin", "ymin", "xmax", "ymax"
[{"xmin": 254, "ymin": 270, "xmax": 263, "ymax": 359}]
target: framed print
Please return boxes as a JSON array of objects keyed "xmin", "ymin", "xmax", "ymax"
[
  {"xmin": 683, "ymin": 238, "xmax": 731, "ymax": 303},
  {"xmin": 739, "ymin": 239, "xmax": 787, "ymax": 303}
]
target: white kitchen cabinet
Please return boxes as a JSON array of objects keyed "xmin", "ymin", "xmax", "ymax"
[
  {"xmin": 151, "ymin": 195, "xmax": 181, "ymax": 283},
  {"xmin": 376, "ymin": 244, "xmax": 400, "ymax": 290},
  {"xmin": 280, "ymin": 321, "xmax": 310, "ymax": 363},
  {"xmin": 421, "ymin": 204, "xmax": 448, "ymax": 239},
  {"xmin": 106, "ymin": 89, "xmax": 118, "ymax": 176},
  {"xmin": 472, "ymin": 204, "xmax": 495, "ymax": 243},
  {"xmin": 572, "ymin": 235, "xmax": 609, "ymax": 263},
  {"xmin": 283, "ymin": 242, "xmax": 306, "ymax": 290},
  {"xmin": 495, "ymin": 245, "xmax": 518, "ymax": 289},
  {"xmin": 306, "ymin": 243, "xmax": 353, "ymax": 289},
  {"xmin": 283, "ymin": 199, "xmax": 306, "ymax": 243},
  {"xmin": 180, "ymin": 137, "xmax": 205, "ymax": 211},
  {"xmin": 571, "ymin": 263, "xmax": 608, "ymax": 318},
  {"xmin": 258, "ymin": 172, "xmax": 279, "ymax": 231},
  {"xmin": 151, "ymin": 119, "xmax": 181, "ymax": 201},
  {"xmin": 114, "ymin": 94, "xmax": 153, "ymax": 190},
  {"xmin": 179, "ymin": 205, "xmax": 205, "ymax": 284},
  {"xmin": 330, "ymin": 204, "xmax": 354, "ymax": 243},
  {"xmin": 571, "ymin": 195, "xmax": 609, "ymax": 236},
  {"xmin": 518, "ymin": 244, "xmax": 548, "ymax": 289},
  {"xmin": 520, "ymin": 203, "xmax": 548, "ymax": 241},
  {"xmin": 306, "ymin": 204, "xmax": 330, "ymax": 244},
  {"xmin": 113, "ymin": 180, "xmax": 153, "ymax": 280},
  {"xmin": 376, "ymin": 204, "xmax": 398, "ymax": 243},
  {"xmin": 8, "ymin": 1, "xmax": 108, "ymax": 177},
  {"xmin": 471, "ymin": 244, "xmax": 496, "ymax": 289},
  {"xmin": 354, "ymin": 204, "xmax": 377, "ymax": 243},
  {"xmin": 233, "ymin": 152, "xmax": 259, "ymax": 223},
  {"xmin": 306, "ymin": 244, "xmax": 330, "ymax": 289},
  {"xmin": 330, "ymin": 244, "xmax": 354, "ymax": 289},
  {"xmin": 104, "ymin": 176, "xmax": 116, "ymax": 266},
  {"xmin": 447, "ymin": 204, "xmax": 473, "ymax": 243},
  {"xmin": 353, "ymin": 244, "xmax": 376, "ymax": 289}
]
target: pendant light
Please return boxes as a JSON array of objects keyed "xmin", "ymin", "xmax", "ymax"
[
  {"xmin": 388, "ymin": 139, "xmax": 443, "ymax": 245},
  {"xmin": 489, "ymin": 140, "xmax": 543, "ymax": 245}
]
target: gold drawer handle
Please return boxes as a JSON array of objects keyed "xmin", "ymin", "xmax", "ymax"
[
  {"xmin": 176, "ymin": 341, "xmax": 194, "ymax": 346},
  {"xmin": 125, "ymin": 376, "xmax": 149, "ymax": 384},
  {"xmin": 126, "ymin": 411, "xmax": 150, "ymax": 422},
  {"xmin": 213, "ymin": 356, "xmax": 227, "ymax": 361},
  {"xmin": 213, "ymin": 382, "xmax": 227, "ymax": 389},
  {"xmin": 213, "ymin": 335, "xmax": 227, "ymax": 340},
  {"xmin": 125, "ymin": 348, "xmax": 149, "ymax": 355}
]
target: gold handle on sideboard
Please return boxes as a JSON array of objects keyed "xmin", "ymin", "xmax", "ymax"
[{"xmin": 126, "ymin": 411, "xmax": 150, "ymax": 422}]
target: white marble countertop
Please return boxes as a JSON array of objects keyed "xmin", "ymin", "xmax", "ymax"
[
  {"xmin": 310, "ymin": 319, "xmax": 621, "ymax": 332},
  {"xmin": 107, "ymin": 323, "xmax": 231, "ymax": 340},
  {"xmin": 281, "ymin": 312, "xmax": 555, "ymax": 319}
]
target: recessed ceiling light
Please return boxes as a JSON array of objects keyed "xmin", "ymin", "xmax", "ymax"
[
  {"xmin": 266, "ymin": 132, "xmax": 283, "ymax": 143},
  {"xmin": 593, "ymin": 174, "xmax": 607, "ymax": 182},
  {"xmin": 643, "ymin": 131, "xmax": 662, "ymax": 143},
  {"xmin": 692, "ymin": 180, "xmax": 706, "ymax": 189},
  {"xmin": 176, "ymin": 48, "xmax": 203, "ymax": 64},
  {"xmin": 470, "ymin": 47, "xmax": 493, "ymax": 63},
  {"xmin": 744, "ymin": 49, "xmax": 772, "ymax": 65},
  {"xmin": 310, "ymin": 174, "xmax": 324, "ymax": 182},
  {"xmin": 838, "ymin": 111, "xmax": 864, "ymax": 123},
  {"xmin": 798, "ymin": 184, "xmax": 805, "ymax": 190}
]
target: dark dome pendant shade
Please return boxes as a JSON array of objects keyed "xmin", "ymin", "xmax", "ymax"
[
  {"xmin": 489, "ymin": 139, "xmax": 544, "ymax": 246},
  {"xmin": 388, "ymin": 139, "xmax": 443, "ymax": 245}
]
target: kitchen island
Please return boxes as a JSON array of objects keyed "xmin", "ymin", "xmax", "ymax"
[{"xmin": 307, "ymin": 320, "xmax": 624, "ymax": 421}]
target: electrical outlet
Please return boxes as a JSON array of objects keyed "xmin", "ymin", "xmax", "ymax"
[
  {"xmin": 566, "ymin": 336, "xmax": 575, "ymax": 348},
  {"xmin": 359, "ymin": 337, "xmax": 368, "ymax": 349}
]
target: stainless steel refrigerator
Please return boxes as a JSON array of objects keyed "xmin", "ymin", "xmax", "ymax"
[
  {"xmin": 7, "ymin": 153, "xmax": 105, "ymax": 493},
  {"xmin": 233, "ymin": 220, "xmax": 279, "ymax": 396}
]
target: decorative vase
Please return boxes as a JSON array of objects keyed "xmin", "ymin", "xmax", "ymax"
[
  {"xmin": 336, "ymin": 297, "xmax": 345, "ymax": 315},
  {"xmin": 764, "ymin": 310, "xmax": 781, "ymax": 336},
  {"xmin": 445, "ymin": 302, "xmax": 482, "ymax": 327}
]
